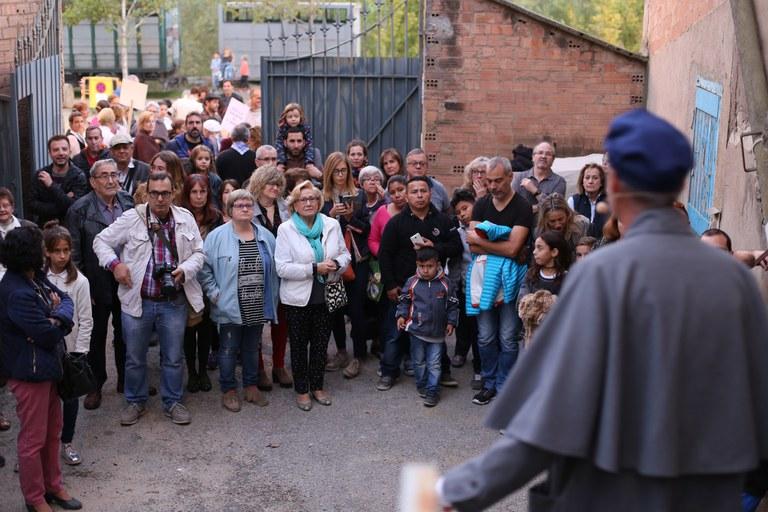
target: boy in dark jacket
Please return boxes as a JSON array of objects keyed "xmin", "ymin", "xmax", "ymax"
[{"xmin": 396, "ymin": 248, "xmax": 459, "ymax": 407}]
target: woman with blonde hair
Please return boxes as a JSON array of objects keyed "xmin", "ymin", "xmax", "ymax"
[
  {"xmin": 97, "ymin": 107, "xmax": 117, "ymax": 146},
  {"xmin": 247, "ymin": 166, "xmax": 292, "ymax": 390},
  {"xmin": 535, "ymin": 193, "xmax": 590, "ymax": 257},
  {"xmin": 461, "ymin": 156, "xmax": 490, "ymax": 198},
  {"xmin": 133, "ymin": 111, "xmax": 161, "ymax": 163},
  {"xmin": 275, "ymin": 181, "xmax": 350, "ymax": 410}
]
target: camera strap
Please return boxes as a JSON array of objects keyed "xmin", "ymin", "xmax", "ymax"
[{"xmin": 146, "ymin": 211, "xmax": 179, "ymax": 268}]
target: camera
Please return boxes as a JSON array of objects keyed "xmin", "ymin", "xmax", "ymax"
[{"xmin": 152, "ymin": 264, "xmax": 178, "ymax": 299}]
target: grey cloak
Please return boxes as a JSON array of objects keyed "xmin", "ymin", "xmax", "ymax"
[{"xmin": 442, "ymin": 208, "xmax": 768, "ymax": 511}]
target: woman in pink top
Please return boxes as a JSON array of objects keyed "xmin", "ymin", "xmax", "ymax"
[{"xmin": 368, "ymin": 175, "xmax": 407, "ymax": 257}]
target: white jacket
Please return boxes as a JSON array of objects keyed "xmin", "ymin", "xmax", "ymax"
[
  {"xmin": 275, "ymin": 214, "xmax": 351, "ymax": 307},
  {"xmin": 47, "ymin": 269, "xmax": 93, "ymax": 353},
  {"xmin": 93, "ymin": 204, "xmax": 205, "ymax": 318}
]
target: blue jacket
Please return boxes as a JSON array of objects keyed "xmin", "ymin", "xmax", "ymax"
[
  {"xmin": 165, "ymin": 133, "xmax": 215, "ymax": 160},
  {"xmin": 396, "ymin": 268, "xmax": 459, "ymax": 340},
  {"xmin": 0, "ymin": 271, "xmax": 74, "ymax": 382},
  {"xmin": 198, "ymin": 220, "xmax": 279, "ymax": 325}
]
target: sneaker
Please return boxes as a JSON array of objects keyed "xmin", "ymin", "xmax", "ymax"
[
  {"xmin": 472, "ymin": 388, "xmax": 497, "ymax": 405},
  {"xmin": 423, "ymin": 392, "xmax": 439, "ymax": 407},
  {"xmin": 440, "ymin": 373, "xmax": 459, "ymax": 388},
  {"xmin": 207, "ymin": 350, "xmax": 218, "ymax": 371},
  {"xmin": 417, "ymin": 387, "xmax": 427, "ymax": 398},
  {"xmin": 376, "ymin": 375, "xmax": 394, "ymax": 391},
  {"xmin": 165, "ymin": 402, "xmax": 192, "ymax": 424},
  {"xmin": 120, "ymin": 403, "xmax": 147, "ymax": 426},
  {"xmin": 451, "ymin": 354, "xmax": 466, "ymax": 368},
  {"xmin": 244, "ymin": 385, "xmax": 269, "ymax": 407},
  {"xmin": 61, "ymin": 443, "xmax": 82, "ymax": 466},
  {"xmin": 471, "ymin": 374, "xmax": 483, "ymax": 391},
  {"xmin": 342, "ymin": 358, "xmax": 361, "ymax": 379}
]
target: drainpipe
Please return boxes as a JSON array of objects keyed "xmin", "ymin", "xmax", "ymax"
[{"xmin": 730, "ymin": 0, "xmax": 768, "ymax": 224}]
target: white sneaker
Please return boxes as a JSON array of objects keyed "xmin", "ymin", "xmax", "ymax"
[{"xmin": 61, "ymin": 443, "xmax": 82, "ymax": 465}]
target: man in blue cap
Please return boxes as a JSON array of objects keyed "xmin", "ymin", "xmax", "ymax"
[{"xmin": 433, "ymin": 109, "xmax": 768, "ymax": 511}]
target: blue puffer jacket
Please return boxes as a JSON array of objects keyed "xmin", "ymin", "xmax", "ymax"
[
  {"xmin": 396, "ymin": 268, "xmax": 459, "ymax": 339},
  {"xmin": 0, "ymin": 271, "xmax": 74, "ymax": 382}
]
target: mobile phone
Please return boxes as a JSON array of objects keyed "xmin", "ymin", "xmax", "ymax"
[
  {"xmin": 410, "ymin": 233, "xmax": 425, "ymax": 246},
  {"xmin": 341, "ymin": 194, "xmax": 357, "ymax": 208}
]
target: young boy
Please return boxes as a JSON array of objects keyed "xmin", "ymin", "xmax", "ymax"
[
  {"xmin": 396, "ymin": 247, "xmax": 459, "ymax": 407},
  {"xmin": 448, "ymin": 189, "xmax": 482, "ymax": 390},
  {"xmin": 575, "ymin": 236, "xmax": 598, "ymax": 261}
]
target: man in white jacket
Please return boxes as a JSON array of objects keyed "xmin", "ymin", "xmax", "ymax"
[{"xmin": 94, "ymin": 172, "xmax": 204, "ymax": 426}]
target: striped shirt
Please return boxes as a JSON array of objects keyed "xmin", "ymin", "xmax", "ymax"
[{"xmin": 237, "ymin": 239, "xmax": 266, "ymax": 325}]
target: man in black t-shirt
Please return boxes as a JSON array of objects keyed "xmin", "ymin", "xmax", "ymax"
[{"xmin": 467, "ymin": 156, "xmax": 533, "ymax": 405}]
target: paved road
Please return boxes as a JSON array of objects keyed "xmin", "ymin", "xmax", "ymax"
[{"xmin": 0, "ymin": 330, "xmax": 530, "ymax": 511}]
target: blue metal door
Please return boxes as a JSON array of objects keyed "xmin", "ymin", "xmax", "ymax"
[{"xmin": 687, "ymin": 78, "xmax": 722, "ymax": 234}]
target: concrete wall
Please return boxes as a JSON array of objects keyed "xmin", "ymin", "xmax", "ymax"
[
  {"xmin": 423, "ymin": 0, "xmax": 646, "ymax": 191},
  {"xmin": 0, "ymin": 0, "xmax": 44, "ymax": 96},
  {"xmin": 645, "ymin": 0, "xmax": 767, "ymax": 255}
]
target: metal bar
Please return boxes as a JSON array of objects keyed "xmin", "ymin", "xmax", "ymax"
[
  {"xmin": 91, "ymin": 23, "xmax": 97, "ymax": 69},
  {"xmin": 67, "ymin": 25, "xmax": 75, "ymax": 70},
  {"xmin": 366, "ymin": 81, "xmax": 419, "ymax": 147},
  {"xmin": 159, "ymin": 11, "xmax": 167, "ymax": 71},
  {"xmin": 113, "ymin": 29, "xmax": 119, "ymax": 70}
]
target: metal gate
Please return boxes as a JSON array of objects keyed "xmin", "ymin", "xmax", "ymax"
[
  {"xmin": 687, "ymin": 77, "xmax": 722, "ymax": 235},
  {"xmin": 259, "ymin": 1, "xmax": 423, "ymax": 164},
  {"xmin": 0, "ymin": 0, "xmax": 63, "ymax": 215}
]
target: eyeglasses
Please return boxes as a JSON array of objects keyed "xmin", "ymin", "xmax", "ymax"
[
  {"xmin": 148, "ymin": 191, "xmax": 173, "ymax": 199},
  {"xmin": 297, "ymin": 197, "xmax": 318, "ymax": 204},
  {"xmin": 471, "ymin": 169, "xmax": 486, "ymax": 175},
  {"xmin": 232, "ymin": 203, "xmax": 254, "ymax": 210},
  {"xmin": 333, "ymin": 168, "xmax": 348, "ymax": 175},
  {"xmin": 362, "ymin": 177, "xmax": 381, "ymax": 183},
  {"xmin": 93, "ymin": 173, "xmax": 119, "ymax": 181},
  {"xmin": 407, "ymin": 161, "xmax": 427, "ymax": 167}
]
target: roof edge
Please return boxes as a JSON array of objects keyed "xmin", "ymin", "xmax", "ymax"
[{"xmin": 488, "ymin": 0, "xmax": 648, "ymax": 62}]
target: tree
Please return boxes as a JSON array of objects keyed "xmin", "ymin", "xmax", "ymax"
[
  {"xmin": 361, "ymin": 0, "xmax": 420, "ymax": 58},
  {"xmin": 63, "ymin": 0, "xmax": 175, "ymax": 79},
  {"xmin": 178, "ymin": 0, "xmax": 218, "ymax": 77}
]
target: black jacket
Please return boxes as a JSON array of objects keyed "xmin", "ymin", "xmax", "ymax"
[
  {"xmin": 29, "ymin": 163, "xmax": 88, "ymax": 226},
  {"xmin": 118, "ymin": 160, "xmax": 150, "ymax": 196},
  {"xmin": 65, "ymin": 190, "xmax": 135, "ymax": 304},
  {"xmin": 72, "ymin": 149, "xmax": 110, "ymax": 175},
  {"xmin": 378, "ymin": 204, "xmax": 463, "ymax": 293},
  {"xmin": 215, "ymin": 148, "xmax": 256, "ymax": 186},
  {"xmin": 570, "ymin": 192, "xmax": 608, "ymax": 238}
]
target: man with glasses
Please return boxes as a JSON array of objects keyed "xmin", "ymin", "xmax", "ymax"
[
  {"xmin": 511, "ymin": 141, "xmax": 566, "ymax": 214},
  {"xmin": 66, "ymin": 159, "xmax": 135, "ymax": 410},
  {"xmin": 255, "ymin": 145, "xmax": 278, "ymax": 168},
  {"xmin": 405, "ymin": 148, "xmax": 450, "ymax": 213},
  {"xmin": 108, "ymin": 134, "xmax": 149, "ymax": 196},
  {"xmin": 94, "ymin": 172, "xmax": 205, "ymax": 426}
]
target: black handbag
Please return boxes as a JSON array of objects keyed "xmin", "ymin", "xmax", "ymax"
[{"xmin": 58, "ymin": 351, "xmax": 97, "ymax": 400}]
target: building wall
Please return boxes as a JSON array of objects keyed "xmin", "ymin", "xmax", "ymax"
[
  {"xmin": 423, "ymin": 0, "xmax": 646, "ymax": 191},
  {"xmin": 645, "ymin": 0, "xmax": 767, "ymax": 254},
  {"xmin": 0, "ymin": 0, "xmax": 44, "ymax": 95}
]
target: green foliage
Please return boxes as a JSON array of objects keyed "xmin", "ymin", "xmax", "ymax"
[
  {"xmin": 62, "ymin": 0, "xmax": 172, "ymax": 28},
  {"xmin": 361, "ymin": 0, "xmax": 420, "ymax": 57},
  {"xmin": 178, "ymin": 0, "xmax": 219, "ymax": 76},
  {"xmin": 516, "ymin": 0, "xmax": 644, "ymax": 52}
]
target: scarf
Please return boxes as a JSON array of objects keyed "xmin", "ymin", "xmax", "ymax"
[{"xmin": 292, "ymin": 212, "xmax": 324, "ymax": 281}]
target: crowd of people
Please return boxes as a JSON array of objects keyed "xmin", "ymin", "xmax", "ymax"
[{"xmin": 2, "ymin": 89, "xmax": 768, "ymax": 512}]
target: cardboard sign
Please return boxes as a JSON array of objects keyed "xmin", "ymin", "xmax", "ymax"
[
  {"xmin": 119, "ymin": 80, "xmax": 148, "ymax": 111},
  {"xmin": 220, "ymin": 98, "xmax": 249, "ymax": 133}
]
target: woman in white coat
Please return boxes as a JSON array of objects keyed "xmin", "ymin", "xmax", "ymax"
[{"xmin": 275, "ymin": 181, "xmax": 350, "ymax": 411}]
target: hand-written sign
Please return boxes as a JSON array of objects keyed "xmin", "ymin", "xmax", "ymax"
[{"xmin": 220, "ymin": 98, "xmax": 249, "ymax": 133}]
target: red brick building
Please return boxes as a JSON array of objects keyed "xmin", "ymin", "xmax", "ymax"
[{"xmin": 423, "ymin": 0, "xmax": 647, "ymax": 190}]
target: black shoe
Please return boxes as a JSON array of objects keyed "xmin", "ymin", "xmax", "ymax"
[
  {"xmin": 198, "ymin": 372, "xmax": 212, "ymax": 392},
  {"xmin": 44, "ymin": 493, "xmax": 83, "ymax": 510},
  {"xmin": 472, "ymin": 388, "xmax": 496, "ymax": 405},
  {"xmin": 376, "ymin": 375, "xmax": 394, "ymax": 391},
  {"xmin": 439, "ymin": 373, "xmax": 459, "ymax": 388},
  {"xmin": 148, "ymin": 386, "xmax": 158, "ymax": 397},
  {"xmin": 0, "ymin": 453, "xmax": 4, "ymax": 468},
  {"xmin": 187, "ymin": 374, "xmax": 200, "ymax": 393},
  {"xmin": 423, "ymin": 392, "xmax": 439, "ymax": 407}
]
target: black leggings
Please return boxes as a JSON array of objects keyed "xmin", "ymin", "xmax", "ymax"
[
  {"xmin": 61, "ymin": 397, "xmax": 78, "ymax": 444},
  {"xmin": 184, "ymin": 313, "xmax": 213, "ymax": 375},
  {"xmin": 286, "ymin": 303, "xmax": 333, "ymax": 394}
]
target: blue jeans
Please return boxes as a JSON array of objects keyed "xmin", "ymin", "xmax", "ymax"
[
  {"xmin": 122, "ymin": 298, "xmax": 187, "ymax": 409},
  {"xmin": 380, "ymin": 299, "xmax": 409, "ymax": 378},
  {"xmin": 410, "ymin": 335, "xmax": 443, "ymax": 395},
  {"xmin": 476, "ymin": 301, "xmax": 520, "ymax": 392},
  {"xmin": 218, "ymin": 323, "xmax": 264, "ymax": 393}
]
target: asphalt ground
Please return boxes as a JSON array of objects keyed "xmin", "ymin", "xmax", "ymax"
[{"xmin": 0, "ymin": 326, "xmax": 530, "ymax": 512}]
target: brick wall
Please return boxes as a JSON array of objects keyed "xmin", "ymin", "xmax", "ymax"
[
  {"xmin": 0, "ymin": 0, "xmax": 44, "ymax": 95},
  {"xmin": 423, "ymin": 0, "xmax": 647, "ymax": 191}
]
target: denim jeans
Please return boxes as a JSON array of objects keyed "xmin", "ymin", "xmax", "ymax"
[
  {"xmin": 218, "ymin": 323, "xmax": 264, "ymax": 393},
  {"xmin": 410, "ymin": 335, "xmax": 443, "ymax": 395},
  {"xmin": 379, "ymin": 299, "xmax": 409, "ymax": 378},
  {"xmin": 476, "ymin": 301, "xmax": 520, "ymax": 392},
  {"xmin": 122, "ymin": 298, "xmax": 187, "ymax": 409}
]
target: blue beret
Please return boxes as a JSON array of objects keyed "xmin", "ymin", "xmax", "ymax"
[{"xmin": 604, "ymin": 109, "xmax": 693, "ymax": 193}]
